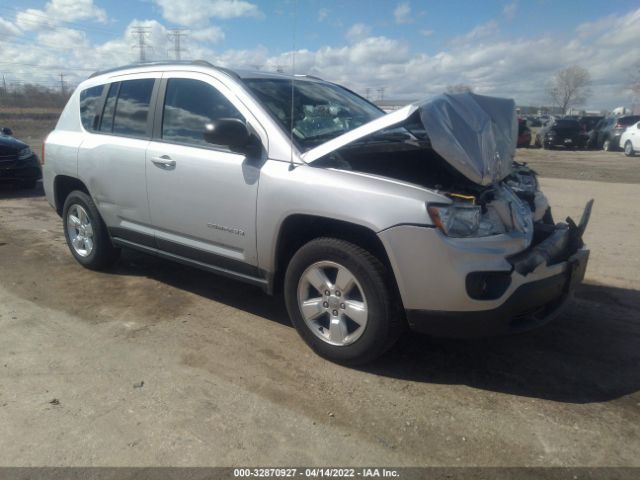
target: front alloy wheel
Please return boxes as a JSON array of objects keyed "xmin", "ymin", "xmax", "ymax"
[
  {"xmin": 298, "ymin": 261, "xmax": 368, "ymax": 346},
  {"xmin": 284, "ymin": 237, "xmax": 404, "ymax": 365}
]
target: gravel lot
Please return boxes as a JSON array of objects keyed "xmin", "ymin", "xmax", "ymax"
[{"xmin": 0, "ymin": 148, "xmax": 639, "ymax": 467}]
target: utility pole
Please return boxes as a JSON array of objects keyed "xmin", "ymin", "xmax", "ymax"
[
  {"xmin": 1, "ymin": 74, "xmax": 6, "ymax": 96},
  {"xmin": 59, "ymin": 73, "xmax": 66, "ymax": 95},
  {"xmin": 131, "ymin": 26, "xmax": 152, "ymax": 62},
  {"xmin": 365, "ymin": 87, "xmax": 371, "ymax": 100},
  {"xmin": 377, "ymin": 87, "xmax": 385, "ymax": 102},
  {"xmin": 168, "ymin": 29, "xmax": 188, "ymax": 60}
]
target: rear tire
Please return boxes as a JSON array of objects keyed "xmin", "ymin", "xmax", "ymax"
[
  {"xmin": 62, "ymin": 190, "xmax": 120, "ymax": 270},
  {"xmin": 603, "ymin": 138, "xmax": 612, "ymax": 151},
  {"xmin": 284, "ymin": 237, "xmax": 403, "ymax": 365},
  {"xmin": 624, "ymin": 141, "xmax": 636, "ymax": 157}
]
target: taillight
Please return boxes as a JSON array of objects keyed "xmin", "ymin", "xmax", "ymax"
[
  {"xmin": 40, "ymin": 135, "xmax": 49, "ymax": 165},
  {"xmin": 615, "ymin": 123, "xmax": 624, "ymax": 129}
]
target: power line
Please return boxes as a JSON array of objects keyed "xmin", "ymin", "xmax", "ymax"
[
  {"xmin": 131, "ymin": 26, "xmax": 152, "ymax": 63},
  {"xmin": 168, "ymin": 29, "xmax": 188, "ymax": 61}
]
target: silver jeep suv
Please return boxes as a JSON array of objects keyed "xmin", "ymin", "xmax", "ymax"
[{"xmin": 43, "ymin": 61, "xmax": 592, "ymax": 364}]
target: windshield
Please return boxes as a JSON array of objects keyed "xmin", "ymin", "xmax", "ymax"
[{"xmin": 243, "ymin": 78, "xmax": 384, "ymax": 150}]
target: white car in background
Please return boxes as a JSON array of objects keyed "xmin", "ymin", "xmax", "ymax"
[{"xmin": 620, "ymin": 121, "xmax": 640, "ymax": 156}]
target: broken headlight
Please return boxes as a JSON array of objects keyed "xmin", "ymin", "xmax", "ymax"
[{"xmin": 428, "ymin": 203, "xmax": 505, "ymax": 238}]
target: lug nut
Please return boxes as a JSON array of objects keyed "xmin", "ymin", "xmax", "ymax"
[
  {"xmin": 332, "ymin": 310, "xmax": 338, "ymax": 316},
  {"xmin": 335, "ymin": 291, "xmax": 341, "ymax": 297},
  {"xmin": 340, "ymin": 303, "xmax": 345, "ymax": 309},
  {"xmin": 325, "ymin": 290, "xmax": 330, "ymax": 296},
  {"xmin": 323, "ymin": 301, "xmax": 329, "ymax": 308}
]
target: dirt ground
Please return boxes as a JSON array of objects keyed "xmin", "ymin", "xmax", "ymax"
[{"xmin": 0, "ymin": 148, "xmax": 639, "ymax": 467}]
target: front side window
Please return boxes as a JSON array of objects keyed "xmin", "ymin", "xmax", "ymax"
[
  {"xmin": 111, "ymin": 78, "xmax": 155, "ymax": 137},
  {"xmin": 162, "ymin": 78, "xmax": 243, "ymax": 147},
  {"xmin": 243, "ymin": 78, "xmax": 384, "ymax": 150},
  {"xmin": 79, "ymin": 85, "xmax": 104, "ymax": 131}
]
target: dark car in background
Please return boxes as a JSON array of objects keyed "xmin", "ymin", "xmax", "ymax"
[
  {"xmin": 597, "ymin": 115, "xmax": 640, "ymax": 151},
  {"xmin": 0, "ymin": 127, "xmax": 41, "ymax": 188},
  {"xmin": 535, "ymin": 118, "xmax": 583, "ymax": 149},
  {"xmin": 517, "ymin": 118, "xmax": 531, "ymax": 147},
  {"xmin": 578, "ymin": 116, "xmax": 604, "ymax": 134},
  {"xmin": 582, "ymin": 117, "xmax": 605, "ymax": 149}
]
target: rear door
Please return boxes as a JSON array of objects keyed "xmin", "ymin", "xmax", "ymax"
[
  {"xmin": 78, "ymin": 74, "xmax": 159, "ymax": 244},
  {"xmin": 145, "ymin": 72, "xmax": 266, "ymax": 276}
]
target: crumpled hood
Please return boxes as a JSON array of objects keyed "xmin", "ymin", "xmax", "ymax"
[{"xmin": 302, "ymin": 92, "xmax": 518, "ymax": 186}]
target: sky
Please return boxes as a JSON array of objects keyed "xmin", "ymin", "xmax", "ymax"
[{"xmin": 0, "ymin": 0, "xmax": 639, "ymax": 109}]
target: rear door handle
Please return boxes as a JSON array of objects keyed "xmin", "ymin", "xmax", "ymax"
[{"xmin": 150, "ymin": 155, "xmax": 176, "ymax": 168}]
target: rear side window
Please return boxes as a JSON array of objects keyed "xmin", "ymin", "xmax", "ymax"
[
  {"xmin": 79, "ymin": 85, "xmax": 104, "ymax": 131},
  {"xmin": 112, "ymin": 79, "xmax": 155, "ymax": 137},
  {"xmin": 161, "ymin": 78, "xmax": 243, "ymax": 147},
  {"xmin": 99, "ymin": 82, "xmax": 119, "ymax": 133}
]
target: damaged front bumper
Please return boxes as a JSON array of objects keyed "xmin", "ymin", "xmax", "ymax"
[{"xmin": 378, "ymin": 200, "xmax": 593, "ymax": 338}]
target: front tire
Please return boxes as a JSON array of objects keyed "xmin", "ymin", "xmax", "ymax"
[
  {"xmin": 284, "ymin": 237, "xmax": 403, "ymax": 365},
  {"xmin": 62, "ymin": 190, "xmax": 120, "ymax": 270},
  {"xmin": 624, "ymin": 141, "xmax": 636, "ymax": 157}
]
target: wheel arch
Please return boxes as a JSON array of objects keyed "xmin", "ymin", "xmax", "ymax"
[
  {"xmin": 53, "ymin": 175, "xmax": 90, "ymax": 216},
  {"xmin": 271, "ymin": 214, "xmax": 398, "ymax": 297}
]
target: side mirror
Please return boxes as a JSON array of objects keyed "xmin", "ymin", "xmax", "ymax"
[
  {"xmin": 204, "ymin": 118, "xmax": 257, "ymax": 154},
  {"xmin": 1, "ymin": 127, "xmax": 13, "ymax": 136}
]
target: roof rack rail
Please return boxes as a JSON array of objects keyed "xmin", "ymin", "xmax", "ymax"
[{"xmin": 89, "ymin": 60, "xmax": 240, "ymax": 80}]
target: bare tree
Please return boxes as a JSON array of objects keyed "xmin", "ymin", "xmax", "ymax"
[
  {"xmin": 446, "ymin": 84, "xmax": 474, "ymax": 94},
  {"xmin": 545, "ymin": 66, "xmax": 591, "ymax": 114}
]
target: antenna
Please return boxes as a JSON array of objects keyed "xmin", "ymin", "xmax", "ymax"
[{"xmin": 289, "ymin": 0, "xmax": 297, "ymax": 171}]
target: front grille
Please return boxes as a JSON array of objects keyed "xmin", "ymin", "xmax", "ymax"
[{"xmin": 0, "ymin": 154, "xmax": 17, "ymax": 167}]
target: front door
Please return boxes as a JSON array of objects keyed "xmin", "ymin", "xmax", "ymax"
[{"xmin": 146, "ymin": 73, "xmax": 263, "ymax": 276}]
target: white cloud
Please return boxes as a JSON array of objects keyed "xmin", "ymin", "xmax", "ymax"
[
  {"xmin": 448, "ymin": 20, "xmax": 499, "ymax": 46},
  {"xmin": 318, "ymin": 8, "xmax": 329, "ymax": 22},
  {"xmin": 503, "ymin": 1, "xmax": 518, "ymax": 21},
  {"xmin": 190, "ymin": 26, "xmax": 225, "ymax": 43},
  {"xmin": 3, "ymin": 7, "xmax": 640, "ymax": 111},
  {"xmin": 346, "ymin": 23, "xmax": 372, "ymax": 43},
  {"xmin": 154, "ymin": 0, "xmax": 261, "ymax": 27},
  {"xmin": 394, "ymin": 2, "xmax": 412, "ymax": 24},
  {"xmin": 0, "ymin": 16, "xmax": 20, "ymax": 36},
  {"xmin": 37, "ymin": 29, "xmax": 89, "ymax": 51},
  {"xmin": 419, "ymin": 29, "xmax": 434, "ymax": 37},
  {"xmin": 16, "ymin": 0, "xmax": 107, "ymax": 31}
]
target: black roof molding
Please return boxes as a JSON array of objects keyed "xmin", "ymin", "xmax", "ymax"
[{"xmin": 89, "ymin": 60, "xmax": 240, "ymax": 80}]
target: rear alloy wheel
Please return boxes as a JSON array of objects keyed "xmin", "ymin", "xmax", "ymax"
[
  {"xmin": 63, "ymin": 190, "xmax": 120, "ymax": 270},
  {"xmin": 284, "ymin": 237, "xmax": 403, "ymax": 365},
  {"xmin": 624, "ymin": 141, "xmax": 635, "ymax": 157}
]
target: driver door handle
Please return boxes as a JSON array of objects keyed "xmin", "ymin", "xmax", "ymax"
[{"xmin": 151, "ymin": 155, "xmax": 176, "ymax": 168}]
